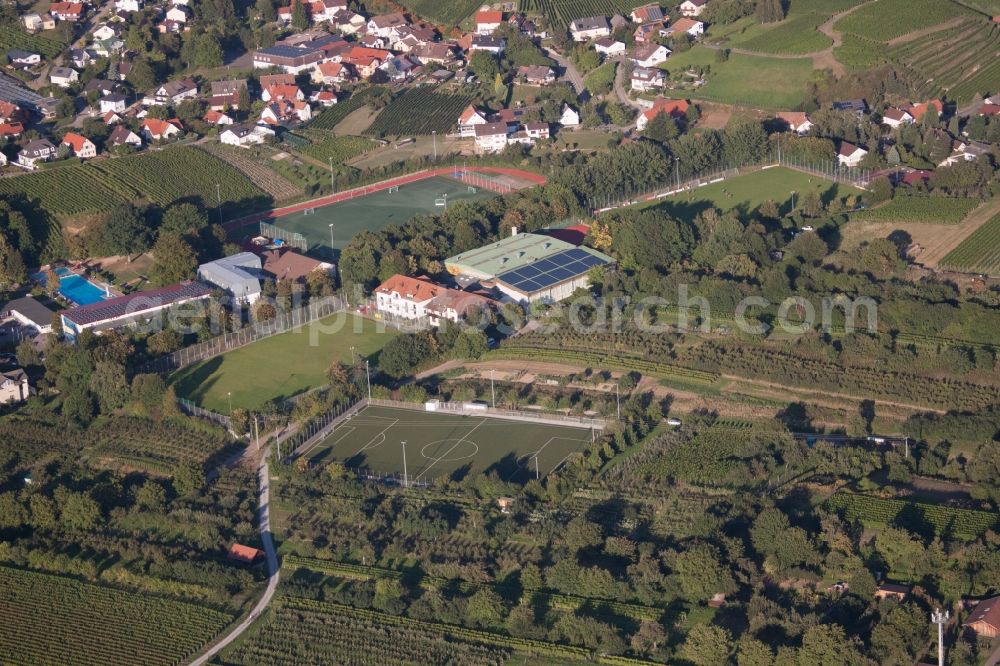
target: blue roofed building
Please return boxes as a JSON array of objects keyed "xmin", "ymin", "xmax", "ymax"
[{"xmin": 197, "ymin": 253, "xmax": 263, "ymax": 304}]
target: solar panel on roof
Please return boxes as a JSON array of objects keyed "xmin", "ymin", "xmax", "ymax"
[
  {"xmin": 547, "ymin": 266, "xmax": 576, "ymax": 281},
  {"xmin": 577, "ymin": 254, "xmax": 605, "ymax": 267},
  {"xmin": 563, "ymin": 248, "xmax": 591, "ymax": 261},
  {"xmin": 533, "ymin": 258, "xmax": 558, "ymax": 272},
  {"xmin": 516, "ymin": 278, "xmax": 544, "ymax": 291}
]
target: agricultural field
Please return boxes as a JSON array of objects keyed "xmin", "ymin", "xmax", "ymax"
[
  {"xmin": 851, "ymin": 196, "xmax": 980, "ymax": 225},
  {"xmin": 300, "ymin": 403, "xmax": 594, "ymax": 483},
  {"xmin": 940, "ymin": 211, "xmax": 1000, "ymax": 275},
  {"xmin": 0, "ymin": 165, "xmax": 128, "ymax": 216},
  {"xmin": 833, "ymin": 0, "xmax": 972, "ymax": 43},
  {"xmin": 661, "ymin": 46, "xmax": 814, "ymax": 109},
  {"xmin": 0, "ymin": 566, "xmax": 234, "ymax": 666},
  {"xmin": 297, "ymin": 134, "xmax": 376, "ymax": 164},
  {"xmin": 83, "ymin": 417, "xmax": 241, "ymax": 476},
  {"xmin": 198, "ymin": 144, "xmax": 301, "ymax": 201},
  {"xmin": 825, "ymin": 492, "xmax": 999, "ymax": 540},
  {"xmin": 518, "ymin": 0, "xmax": 637, "ymax": 29},
  {"xmin": 726, "ymin": 11, "xmax": 832, "ymax": 55},
  {"xmin": 364, "ymin": 88, "xmax": 472, "ymax": 138},
  {"xmin": 397, "ymin": 0, "xmax": 481, "ymax": 24},
  {"xmin": 310, "ymin": 87, "xmax": 385, "ymax": 130},
  {"xmin": 0, "ymin": 25, "xmax": 65, "ymax": 58},
  {"xmin": 633, "ymin": 166, "xmax": 864, "ymax": 217},
  {"xmin": 171, "ymin": 314, "xmax": 397, "ymax": 412},
  {"xmin": 833, "ymin": 34, "xmax": 888, "ymax": 71}
]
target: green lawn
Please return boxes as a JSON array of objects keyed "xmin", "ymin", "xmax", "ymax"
[
  {"xmin": 661, "ymin": 46, "xmax": 814, "ymax": 109},
  {"xmin": 302, "ymin": 404, "xmax": 593, "ymax": 483},
  {"xmin": 171, "ymin": 314, "xmax": 397, "ymax": 412},
  {"xmin": 630, "ymin": 166, "xmax": 863, "ymax": 217}
]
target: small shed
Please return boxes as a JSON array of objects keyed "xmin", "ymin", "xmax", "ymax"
[
  {"xmin": 228, "ymin": 543, "xmax": 264, "ymax": 564},
  {"xmin": 497, "ymin": 497, "xmax": 515, "ymax": 513},
  {"xmin": 874, "ymin": 583, "xmax": 910, "ymax": 601}
]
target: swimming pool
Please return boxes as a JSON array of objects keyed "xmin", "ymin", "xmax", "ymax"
[{"xmin": 31, "ymin": 267, "xmax": 111, "ymax": 306}]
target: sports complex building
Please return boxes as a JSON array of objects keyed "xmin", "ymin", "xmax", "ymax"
[{"xmin": 445, "ymin": 231, "xmax": 613, "ymax": 303}]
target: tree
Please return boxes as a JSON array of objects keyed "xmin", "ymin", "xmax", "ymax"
[
  {"xmin": 452, "ymin": 329, "xmax": 488, "ymax": 359},
  {"xmin": 736, "ymin": 636, "xmax": 775, "ymax": 666},
  {"xmin": 58, "ymin": 491, "xmax": 101, "ymax": 530},
  {"xmin": 378, "ymin": 333, "xmax": 435, "ymax": 378},
  {"xmin": 673, "ymin": 543, "xmax": 735, "ymax": 601},
  {"xmin": 0, "ymin": 232, "xmax": 26, "ymax": 288},
  {"xmin": 102, "ymin": 204, "xmax": 152, "ymax": 261},
  {"xmin": 466, "ymin": 588, "xmax": 505, "ymax": 629},
  {"xmin": 724, "ymin": 117, "xmax": 768, "ymax": 165},
  {"xmin": 870, "ymin": 176, "xmax": 893, "ymax": 203},
  {"xmin": 643, "ymin": 111, "xmax": 679, "ymax": 143},
  {"xmin": 754, "ymin": 0, "xmax": 785, "ymax": 22},
  {"xmin": 15, "ymin": 339, "xmax": 40, "ymax": 367},
  {"xmin": 798, "ymin": 624, "xmax": 873, "ymax": 665},
  {"xmin": 681, "ymin": 624, "xmax": 732, "ymax": 666},
  {"xmin": 89, "ymin": 361, "xmax": 130, "ymax": 414},
  {"xmin": 151, "ymin": 233, "xmax": 198, "ymax": 285},
  {"xmin": 127, "ymin": 57, "xmax": 157, "ymax": 90},
  {"xmin": 630, "ymin": 620, "xmax": 667, "ymax": 656},
  {"xmin": 291, "ymin": 0, "xmax": 309, "ymax": 29},
  {"xmin": 469, "ymin": 50, "xmax": 500, "ymax": 84},
  {"xmin": 134, "ymin": 480, "xmax": 166, "ymax": 511},
  {"xmin": 173, "ymin": 463, "xmax": 206, "ymax": 496},
  {"xmin": 255, "ymin": 0, "xmax": 276, "ymax": 21},
  {"xmin": 253, "ymin": 300, "xmax": 277, "ymax": 322}
]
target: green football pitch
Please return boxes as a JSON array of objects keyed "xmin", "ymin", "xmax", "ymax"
[
  {"xmin": 267, "ymin": 176, "xmax": 493, "ymax": 253},
  {"xmin": 302, "ymin": 405, "xmax": 595, "ymax": 484}
]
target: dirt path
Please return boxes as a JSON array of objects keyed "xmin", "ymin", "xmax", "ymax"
[
  {"xmin": 720, "ymin": 374, "xmax": 947, "ymax": 414},
  {"xmin": 885, "ymin": 16, "xmax": 966, "ymax": 46},
  {"xmin": 914, "ymin": 197, "xmax": 1000, "ymax": 267}
]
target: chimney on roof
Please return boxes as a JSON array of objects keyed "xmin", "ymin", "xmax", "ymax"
[{"xmin": 511, "ymin": 226, "xmax": 518, "ymax": 237}]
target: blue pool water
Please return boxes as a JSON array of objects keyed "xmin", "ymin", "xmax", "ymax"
[{"xmin": 31, "ymin": 267, "xmax": 111, "ymax": 306}]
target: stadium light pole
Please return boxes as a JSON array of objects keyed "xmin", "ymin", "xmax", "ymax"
[
  {"xmin": 490, "ymin": 369, "xmax": 495, "ymax": 408},
  {"xmin": 215, "ymin": 183, "xmax": 222, "ymax": 224},
  {"xmin": 432, "ymin": 130, "xmax": 437, "ymax": 161},
  {"xmin": 674, "ymin": 156, "xmax": 680, "ymax": 191},
  {"xmin": 365, "ymin": 359, "xmax": 371, "ymax": 400},
  {"xmin": 328, "ymin": 156, "xmax": 335, "ymax": 193},
  {"xmin": 401, "ymin": 441, "xmax": 408, "ymax": 489},
  {"xmin": 615, "ymin": 382, "xmax": 620, "ymax": 421},
  {"xmin": 931, "ymin": 608, "xmax": 948, "ymax": 666},
  {"xmin": 328, "ymin": 223, "xmax": 335, "ymax": 253},
  {"xmin": 350, "ymin": 345, "xmax": 356, "ymax": 365},
  {"xmin": 227, "ymin": 391, "xmax": 232, "ymax": 415}
]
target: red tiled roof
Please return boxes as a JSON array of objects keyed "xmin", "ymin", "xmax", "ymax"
[
  {"xmin": 61, "ymin": 132, "xmax": 91, "ymax": 152},
  {"xmin": 376, "ymin": 274, "xmax": 442, "ymax": 301},
  {"xmin": 475, "ymin": 10, "xmax": 503, "ymax": 23},
  {"xmin": 228, "ymin": 543, "xmax": 264, "ymax": 563},
  {"xmin": 967, "ymin": 596, "xmax": 1000, "ymax": 631},
  {"xmin": 642, "ymin": 97, "xmax": 689, "ymax": 121}
]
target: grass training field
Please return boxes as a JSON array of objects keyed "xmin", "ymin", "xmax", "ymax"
[
  {"xmin": 303, "ymin": 404, "xmax": 595, "ymax": 484},
  {"xmin": 633, "ymin": 166, "xmax": 864, "ymax": 217},
  {"xmin": 171, "ymin": 314, "xmax": 397, "ymax": 412},
  {"xmin": 660, "ymin": 46, "xmax": 814, "ymax": 109},
  {"xmin": 263, "ymin": 175, "xmax": 494, "ymax": 252}
]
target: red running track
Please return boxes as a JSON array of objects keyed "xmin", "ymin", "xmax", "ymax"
[{"xmin": 224, "ymin": 166, "xmax": 547, "ymax": 232}]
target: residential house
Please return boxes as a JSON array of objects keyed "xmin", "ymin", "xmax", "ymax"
[
  {"xmin": 965, "ymin": 596, "xmax": 1000, "ymax": 638},
  {"xmin": 142, "ymin": 118, "xmax": 183, "ymax": 141},
  {"xmin": 197, "ymin": 253, "xmax": 262, "ymax": 304},
  {"xmin": 61, "ymin": 132, "xmax": 97, "ymax": 158},
  {"xmin": 108, "ymin": 124, "xmax": 142, "ymax": 148},
  {"xmin": 50, "ymin": 66, "xmax": 79, "ymax": 87},
  {"xmin": 907, "ymin": 99, "xmax": 943, "ymax": 122},
  {"xmin": 102, "ymin": 111, "xmax": 123, "ymax": 125},
  {"xmin": 633, "ymin": 21, "xmax": 666, "ymax": 43},
  {"xmin": 593, "ymin": 37, "xmax": 626, "ymax": 56},
  {"xmin": 209, "ymin": 79, "xmax": 247, "ymax": 110},
  {"xmin": 636, "ymin": 97, "xmax": 690, "ymax": 131},
  {"xmin": 475, "ymin": 10, "xmax": 503, "ymax": 34},
  {"xmin": 939, "ymin": 140, "xmax": 991, "ymax": 167},
  {"xmin": 458, "ymin": 105, "xmax": 489, "ymax": 137},
  {"xmin": 0, "ymin": 102, "xmax": 26, "ymax": 125},
  {"xmin": 570, "ymin": 16, "xmax": 610, "ymax": 41},
  {"xmin": 517, "ymin": 65, "xmax": 556, "ymax": 85},
  {"xmin": 775, "ymin": 111, "xmax": 812, "ymax": 134},
  {"xmin": 666, "ymin": 17, "xmax": 704, "ymax": 37},
  {"xmin": 312, "ymin": 61, "xmax": 355, "ymax": 84},
  {"xmin": 474, "ymin": 122, "xmax": 510, "ymax": 153},
  {"xmin": 262, "ymin": 83, "xmax": 303, "ymax": 102},
  {"xmin": 219, "ymin": 123, "xmax": 274, "ymax": 147},
  {"xmin": 0, "ymin": 122, "xmax": 24, "ymax": 139},
  {"xmin": 310, "ymin": 90, "xmax": 337, "ymax": 106},
  {"xmin": 469, "ymin": 35, "xmax": 505, "ymax": 54},
  {"xmin": 631, "ymin": 4, "xmax": 664, "ymax": 23},
  {"xmin": 204, "ymin": 109, "xmax": 234, "ymax": 125},
  {"xmin": 832, "ymin": 98, "xmax": 867, "ymax": 116},
  {"xmin": 99, "ymin": 93, "xmax": 128, "ymax": 114},
  {"xmin": 881, "ymin": 107, "xmax": 913, "ymax": 128},
  {"xmin": 260, "ymin": 98, "xmax": 312, "ymax": 126},
  {"xmin": 560, "ymin": 104, "xmax": 580, "ymax": 127},
  {"xmin": 165, "ymin": 5, "xmax": 189, "ymax": 22},
  {"xmin": 367, "ymin": 13, "xmax": 407, "ymax": 39},
  {"xmin": 7, "ymin": 50, "xmax": 41, "ymax": 67},
  {"xmin": 412, "ymin": 43, "xmax": 458, "ymax": 65},
  {"xmin": 374, "ymin": 274, "xmax": 494, "ymax": 326},
  {"xmin": 525, "ymin": 122, "xmax": 549, "ymax": 139},
  {"xmin": 16, "ymin": 139, "xmax": 57, "ymax": 169},
  {"xmin": 0, "ymin": 368, "xmax": 29, "ymax": 405},
  {"xmin": 308, "ymin": 0, "xmax": 347, "ymax": 23},
  {"xmin": 84, "ymin": 78, "xmax": 118, "ymax": 97},
  {"xmin": 359, "ymin": 34, "xmax": 387, "ymax": 49},
  {"xmin": 108, "ymin": 60, "xmax": 132, "ymax": 81},
  {"xmin": 116, "ymin": 0, "xmax": 142, "ymax": 11},
  {"xmin": 22, "ymin": 13, "xmax": 44, "ymax": 32},
  {"xmin": 978, "ymin": 103, "xmax": 1000, "ymax": 116},
  {"xmin": 3, "ymin": 296, "xmax": 55, "ymax": 334},
  {"xmin": 49, "ymin": 2, "xmax": 85, "ymax": 21},
  {"xmin": 631, "ymin": 65, "xmax": 665, "ymax": 92},
  {"xmin": 331, "ymin": 9, "xmax": 366, "ymax": 34},
  {"xmin": 149, "ymin": 78, "xmax": 197, "ymax": 105},
  {"xmin": 92, "ymin": 24, "xmax": 119, "ymax": 42},
  {"xmin": 630, "ymin": 42, "xmax": 670, "ymax": 67},
  {"xmin": 837, "ymin": 141, "xmax": 868, "ymax": 167},
  {"xmin": 69, "ymin": 48, "xmax": 94, "ymax": 69},
  {"xmin": 260, "ymin": 247, "xmax": 334, "ymax": 283},
  {"xmin": 156, "ymin": 18, "xmax": 188, "ymax": 33},
  {"xmin": 678, "ymin": 0, "xmax": 707, "ymax": 17},
  {"xmin": 60, "ymin": 281, "xmax": 212, "ymax": 340}
]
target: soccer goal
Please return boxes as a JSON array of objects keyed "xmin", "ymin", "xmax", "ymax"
[
  {"xmin": 434, "ymin": 198, "xmax": 447, "ymax": 207},
  {"xmin": 388, "ymin": 185, "xmax": 399, "ymax": 194},
  {"xmin": 302, "ymin": 208, "xmax": 316, "ymax": 215},
  {"xmin": 467, "ymin": 186, "xmax": 477, "ymax": 193}
]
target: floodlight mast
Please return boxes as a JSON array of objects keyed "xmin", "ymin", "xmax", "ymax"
[{"xmin": 931, "ymin": 608, "xmax": 948, "ymax": 666}]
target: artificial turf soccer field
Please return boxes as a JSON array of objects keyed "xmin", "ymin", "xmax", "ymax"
[
  {"xmin": 268, "ymin": 176, "xmax": 493, "ymax": 253},
  {"xmin": 304, "ymin": 405, "xmax": 595, "ymax": 484}
]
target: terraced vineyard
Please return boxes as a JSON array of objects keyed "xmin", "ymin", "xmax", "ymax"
[
  {"xmin": 851, "ymin": 196, "xmax": 980, "ymax": 225},
  {"xmin": 833, "ymin": 0, "xmax": 972, "ymax": 43},
  {"xmin": 940, "ymin": 212, "xmax": 1000, "ymax": 275},
  {"xmin": 0, "ymin": 418, "xmax": 84, "ymax": 460},
  {"xmin": 0, "ymin": 165, "xmax": 128, "ymax": 216},
  {"xmin": 731, "ymin": 12, "xmax": 832, "ymax": 54},
  {"xmin": 310, "ymin": 87, "xmax": 386, "ymax": 130},
  {"xmin": 826, "ymin": 492, "xmax": 999, "ymax": 540},
  {"xmin": 0, "ymin": 566, "xmax": 233, "ymax": 666},
  {"xmin": 298, "ymin": 134, "xmax": 376, "ymax": 164},
  {"xmin": 0, "ymin": 25, "xmax": 65, "ymax": 58},
  {"xmin": 85, "ymin": 417, "xmax": 241, "ymax": 475},
  {"xmin": 517, "ymin": 0, "xmax": 638, "ymax": 29},
  {"xmin": 883, "ymin": 17, "xmax": 1000, "ymax": 101},
  {"xmin": 364, "ymin": 88, "xmax": 473, "ymax": 137},
  {"xmin": 198, "ymin": 144, "xmax": 301, "ymax": 201},
  {"xmin": 397, "ymin": 0, "xmax": 480, "ymax": 24}
]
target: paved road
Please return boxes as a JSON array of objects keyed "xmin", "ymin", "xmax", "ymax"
[
  {"xmin": 542, "ymin": 46, "xmax": 585, "ymax": 98},
  {"xmin": 612, "ymin": 57, "xmax": 644, "ymax": 114},
  {"xmin": 188, "ymin": 452, "xmax": 279, "ymax": 666}
]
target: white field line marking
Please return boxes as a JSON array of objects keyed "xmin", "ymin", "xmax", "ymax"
[
  {"xmin": 355, "ymin": 419, "xmax": 398, "ymax": 455},
  {"xmin": 416, "ymin": 417, "xmax": 488, "ymax": 481}
]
